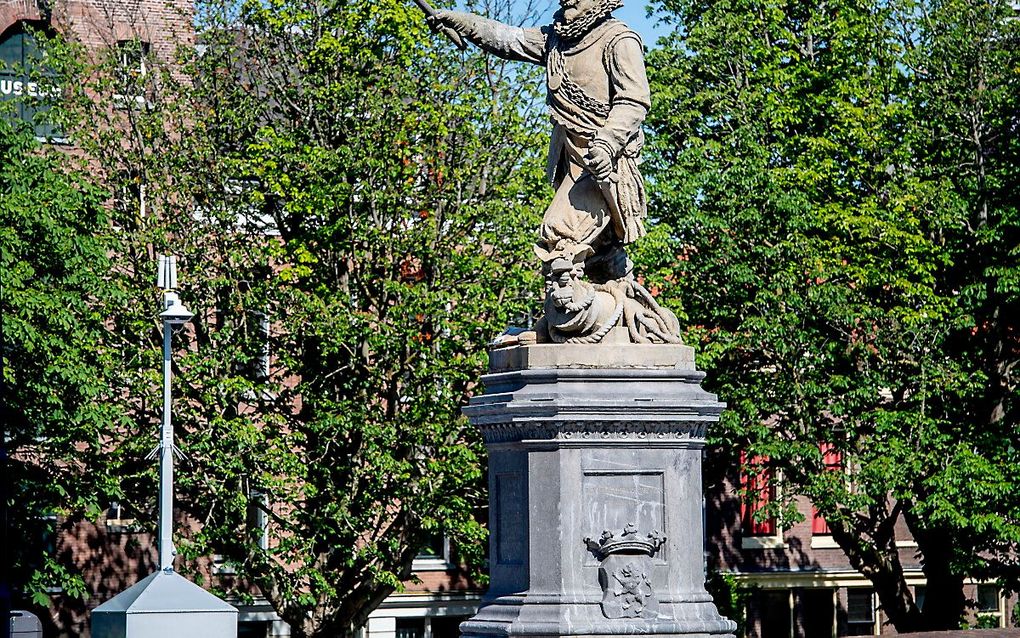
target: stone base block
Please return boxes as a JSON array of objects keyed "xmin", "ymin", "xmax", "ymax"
[
  {"xmin": 460, "ymin": 594, "xmax": 736, "ymax": 638},
  {"xmin": 487, "ymin": 343, "xmax": 696, "ymax": 373}
]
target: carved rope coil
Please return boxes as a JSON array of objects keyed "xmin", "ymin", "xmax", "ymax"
[
  {"xmin": 564, "ymin": 282, "xmax": 626, "ymax": 344},
  {"xmin": 563, "ymin": 289, "xmax": 596, "ymax": 313},
  {"xmin": 623, "ymin": 279, "xmax": 682, "ymax": 344},
  {"xmin": 564, "ymin": 301, "xmax": 623, "ymax": 344}
]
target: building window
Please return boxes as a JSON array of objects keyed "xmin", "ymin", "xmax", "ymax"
[
  {"xmin": 740, "ymin": 451, "xmax": 777, "ymax": 538},
  {"xmin": 212, "ymin": 553, "xmax": 237, "ymax": 575},
  {"xmin": 750, "ymin": 589, "xmax": 791, "ymax": 638},
  {"xmin": 413, "ymin": 533, "xmax": 452, "ymax": 571},
  {"xmin": 975, "ymin": 584, "xmax": 1004, "ymax": 628},
  {"xmin": 237, "ymin": 621, "xmax": 271, "ymax": 638},
  {"xmin": 0, "ymin": 22, "xmax": 60, "ymax": 139},
  {"xmin": 845, "ymin": 589, "xmax": 877, "ymax": 636},
  {"xmin": 237, "ymin": 302, "xmax": 273, "ymax": 399},
  {"xmin": 395, "ymin": 619, "xmax": 426, "ymax": 638},
  {"xmin": 798, "ymin": 588, "xmax": 836, "ymax": 638},
  {"xmin": 250, "ymin": 310, "xmax": 271, "ymax": 382},
  {"xmin": 38, "ymin": 513, "xmax": 63, "ymax": 594},
  {"xmin": 113, "ymin": 39, "xmax": 149, "ymax": 107},
  {"xmin": 104, "ymin": 501, "xmax": 137, "ymax": 534},
  {"xmin": 430, "ymin": 616, "xmax": 468, "ymax": 638},
  {"xmin": 246, "ymin": 490, "xmax": 270, "ymax": 550},
  {"xmin": 112, "ymin": 169, "xmax": 146, "ymax": 227},
  {"xmin": 914, "ymin": 586, "xmax": 925, "ymax": 612}
]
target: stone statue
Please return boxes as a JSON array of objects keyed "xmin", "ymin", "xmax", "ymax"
[
  {"xmin": 429, "ymin": 0, "xmax": 682, "ymax": 345},
  {"xmin": 451, "ymin": 12, "xmax": 738, "ymax": 636}
]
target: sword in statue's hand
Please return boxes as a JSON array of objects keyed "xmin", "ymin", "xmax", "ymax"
[{"xmin": 414, "ymin": 0, "xmax": 468, "ymax": 50}]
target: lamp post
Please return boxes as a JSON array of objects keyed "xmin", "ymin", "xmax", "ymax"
[
  {"xmin": 156, "ymin": 255, "xmax": 192, "ymax": 573},
  {"xmin": 91, "ymin": 256, "xmax": 236, "ymax": 638},
  {"xmin": 1, "ymin": 296, "xmax": 11, "ymax": 638}
]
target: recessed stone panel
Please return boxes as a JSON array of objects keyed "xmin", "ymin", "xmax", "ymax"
[
  {"xmin": 582, "ymin": 471, "xmax": 664, "ymax": 551},
  {"xmin": 496, "ymin": 472, "xmax": 525, "ymax": 566}
]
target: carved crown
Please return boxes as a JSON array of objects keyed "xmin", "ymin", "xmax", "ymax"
[{"xmin": 584, "ymin": 523, "xmax": 665, "ymax": 560}]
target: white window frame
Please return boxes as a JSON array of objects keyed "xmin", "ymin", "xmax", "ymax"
[
  {"xmin": 412, "ymin": 535, "xmax": 453, "ymax": 572},
  {"xmin": 975, "ymin": 583, "xmax": 1006, "ymax": 628},
  {"xmin": 845, "ymin": 588, "xmax": 879, "ymax": 636},
  {"xmin": 112, "ymin": 39, "xmax": 149, "ymax": 108},
  {"xmin": 104, "ymin": 500, "xmax": 137, "ymax": 534},
  {"xmin": 249, "ymin": 490, "xmax": 270, "ymax": 551}
]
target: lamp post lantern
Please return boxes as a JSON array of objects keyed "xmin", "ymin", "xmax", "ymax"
[{"xmin": 91, "ymin": 256, "xmax": 237, "ymax": 638}]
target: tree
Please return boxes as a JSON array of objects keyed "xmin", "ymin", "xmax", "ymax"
[
  {"xmin": 0, "ymin": 116, "xmax": 125, "ymax": 609},
  {"xmin": 46, "ymin": 0, "xmax": 549, "ymax": 635},
  {"xmin": 641, "ymin": 0, "xmax": 1020, "ymax": 630}
]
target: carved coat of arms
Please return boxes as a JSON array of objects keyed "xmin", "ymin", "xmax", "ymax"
[{"xmin": 584, "ymin": 523, "xmax": 665, "ymax": 619}]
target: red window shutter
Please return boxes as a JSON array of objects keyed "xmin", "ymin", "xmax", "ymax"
[
  {"xmin": 812, "ymin": 443, "xmax": 843, "ymax": 535},
  {"xmin": 740, "ymin": 451, "xmax": 776, "ymax": 536},
  {"xmin": 811, "ymin": 507, "xmax": 831, "ymax": 534}
]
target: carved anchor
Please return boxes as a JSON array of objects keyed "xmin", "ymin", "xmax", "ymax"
[{"xmin": 583, "ymin": 523, "xmax": 665, "ymax": 619}]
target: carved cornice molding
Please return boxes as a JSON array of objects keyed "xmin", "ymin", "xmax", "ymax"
[{"xmin": 477, "ymin": 420, "xmax": 708, "ymax": 445}]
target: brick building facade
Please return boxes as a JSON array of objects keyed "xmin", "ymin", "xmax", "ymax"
[
  {"xmin": 1, "ymin": 0, "xmax": 192, "ymax": 139},
  {"xmin": 1, "ymin": 0, "xmax": 192, "ymax": 67},
  {"xmin": 704, "ymin": 450, "xmax": 1017, "ymax": 637}
]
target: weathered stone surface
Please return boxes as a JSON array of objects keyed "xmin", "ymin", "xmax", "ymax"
[
  {"xmin": 461, "ymin": 344, "xmax": 736, "ymax": 638},
  {"xmin": 488, "ymin": 342, "xmax": 695, "ymax": 373}
]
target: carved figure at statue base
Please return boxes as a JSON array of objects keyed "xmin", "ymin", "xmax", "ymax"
[
  {"xmin": 529, "ymin": 242, "xmax": 680, "ymax": 344},
  {"xmin": 428, "ymin": 0, "xmax": 683, "ymax": 345}
]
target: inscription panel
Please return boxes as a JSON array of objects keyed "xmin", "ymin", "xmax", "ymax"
[{"xmin": 582, "ymin": 472, "xmax": 664, "ymax": 549}]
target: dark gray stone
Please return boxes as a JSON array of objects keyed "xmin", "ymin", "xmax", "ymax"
[{"xmin": 461, "ymin": 344, "xmax": 736, "ymax": 638}]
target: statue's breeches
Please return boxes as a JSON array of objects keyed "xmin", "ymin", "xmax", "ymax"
[{"xmin": 540, "ymin": 170, "xmax": 612, "ymax": 249}]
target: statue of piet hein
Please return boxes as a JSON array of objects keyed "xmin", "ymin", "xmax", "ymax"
[
  {"xmin": 428, "ymin": 0, "xmax": 682, "ymax": 345},
  {"xmin": 440, "ymin": 6, "xmax": 737, "ymax": 637}
]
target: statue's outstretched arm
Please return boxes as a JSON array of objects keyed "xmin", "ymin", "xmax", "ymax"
[{"xmin": 430, "ymin": 10, "xmax": 548, "ymax": 65}]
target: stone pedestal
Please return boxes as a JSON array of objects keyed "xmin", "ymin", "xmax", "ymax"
[{"xmin": 461, "ymin": 343, "xmax": 736, "ymax": 638}]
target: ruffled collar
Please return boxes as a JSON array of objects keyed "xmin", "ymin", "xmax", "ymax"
[{"xmin": 552, "ymin": 0, "xmax": 623, "ymax": 42}]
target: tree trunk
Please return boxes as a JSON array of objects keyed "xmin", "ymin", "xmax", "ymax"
[
  {"xmin": 828, "ymin": 516, "xmax": 925, "ymax": 633},
  {"xmin": 866, "ymin": 555, "xmax": 925, "ymax": 632},
  {"xmin": 909, "ymin": 520, "xmax": 967, "ymax": 631}
]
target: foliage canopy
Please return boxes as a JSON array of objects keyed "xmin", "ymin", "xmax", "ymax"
[
  {"xmin": 644, "ymin": 0, "xmax": 1020, "ymax": 630},
  {"xmin": 1, "ymin": 116, "xmax": 124, "ymax": 606},
  {"xmin": 25, "ymin": 0, "xmax": 549, "ymax": 635}
]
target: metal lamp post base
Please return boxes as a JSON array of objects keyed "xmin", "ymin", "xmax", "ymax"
[{"xmin": 91, "ymin": 570, "xmax": 237, "ymax": 638}]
